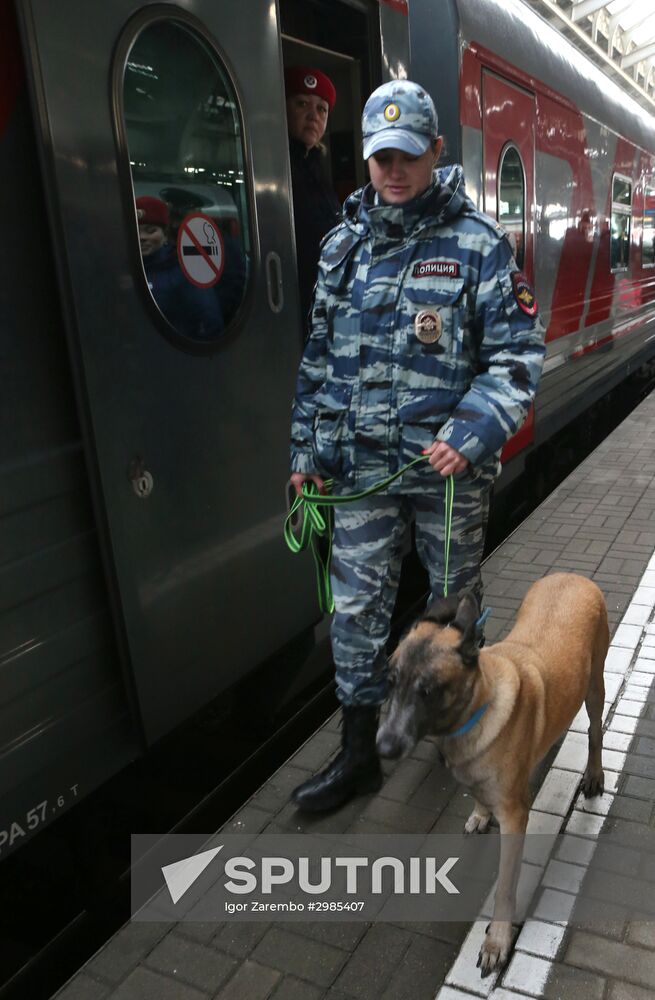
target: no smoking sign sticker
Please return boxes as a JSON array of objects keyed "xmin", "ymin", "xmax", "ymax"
[{"xmin": 177, "ymin": 212, "xmax": 224, "ymax": 288}]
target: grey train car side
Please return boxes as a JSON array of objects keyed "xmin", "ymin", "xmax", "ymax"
[{"xmin": 2, "ymin": 0, "xmax": 654, "ymax": 858}]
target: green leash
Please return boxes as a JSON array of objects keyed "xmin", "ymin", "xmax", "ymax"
[{"xmin": 284, "ymin": 456, "xmax": 455, "ymax": 613}]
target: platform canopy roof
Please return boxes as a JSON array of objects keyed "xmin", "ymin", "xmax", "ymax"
[{"xmin": 524, "ymin": 0, "xmax": 655, "ymax": 112}]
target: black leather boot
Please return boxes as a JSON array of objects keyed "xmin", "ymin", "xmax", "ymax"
[{"xmin": 291, "ymin": 705, "xmax": 383, "ymax": 812}]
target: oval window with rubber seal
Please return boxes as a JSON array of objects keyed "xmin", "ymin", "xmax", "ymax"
[{"xmin": 118, "ymin": 16, "xmax": 252, "ymax": 347}]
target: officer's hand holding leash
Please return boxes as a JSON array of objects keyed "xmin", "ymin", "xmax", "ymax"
[
  {"xmin": 291, "ymin": 472, "xmax": 326, "ymax": 497},
  {"xmin": 422, "ymin": 441, "xmax": 469, "ymax": 476}
]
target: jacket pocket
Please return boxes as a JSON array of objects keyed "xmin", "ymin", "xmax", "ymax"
[
  {"xmin": 402, "ymin": 279, "xmax": 466, "ymax": 353},
  {"xmin": 312, "ymin": 382, "xmax": 354, "ymax": 479},
  {"xmin": 396, "ymin": 387, "xmax": 460, "ymax": 467}
]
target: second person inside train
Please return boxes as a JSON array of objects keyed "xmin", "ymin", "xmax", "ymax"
[
  {"xmin": 289, "ymin": 80, "xmax": 546, "ymax": 812},
  {"xmin": 285, "ymin": 65, "xmax": 341, "ymax": 339}
]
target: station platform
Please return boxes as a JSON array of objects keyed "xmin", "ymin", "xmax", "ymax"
[{"xmin": 54, "ymin": 391, "xmax": 655, "ymax": 1000}]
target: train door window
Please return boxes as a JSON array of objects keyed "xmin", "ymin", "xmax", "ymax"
[
  {"xmin": 498, "ymin": 144, "xmax": 525, "ymax": 268},
  {"xmin": 642, "ymin": 177, "xmax": 655, "ymax": 268},
  {"xmin": 610, "ymin": 174, "xmax": 632, "ymax": 272},
  {"xmin": 120, "ymin": 19, "xmax": 251, "ymax": 345}
]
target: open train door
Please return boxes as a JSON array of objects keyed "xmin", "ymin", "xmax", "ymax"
[
  {"xmin": 482, "ymin": 70, "xmax": 537, "ymax": 462},
  {"xmin": 16, "ymin": 0, "xmax": 318, "ymax": 745}
]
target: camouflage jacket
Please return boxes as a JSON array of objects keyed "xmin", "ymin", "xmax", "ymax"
[{"xmin": 290, "ymin": 165, "xmax": 545, "ymax": 491}]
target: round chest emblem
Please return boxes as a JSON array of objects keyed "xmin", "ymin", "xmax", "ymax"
[
  {"xmin": 384, "ymin": 102, "xmax": 401, "ymax": 122},
  {"xmin": 414, "ymin": 309, "xmax": 442, "ymax": 344},
  {"xmin": 304, "ymin": 74, "xmax": 317, "ymax": 89}
]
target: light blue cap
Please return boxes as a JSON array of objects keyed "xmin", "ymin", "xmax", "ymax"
[{"xmin": 362, "ymin": 80, "xmax": 438, "ymax": 159}]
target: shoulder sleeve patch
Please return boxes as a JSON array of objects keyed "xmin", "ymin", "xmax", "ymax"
[{"xmin": 511, "ymin": 271, "xmax": 538, "ymax": 316}]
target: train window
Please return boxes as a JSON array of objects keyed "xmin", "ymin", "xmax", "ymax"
[
  {"xmin": 121, "ymin": 20, "xmax": 251, "ymax": 344},
  {"xmin": 497, "ymin": 144, "xmax": 525, "ymax": 269},
  {"xmin": 642, "ymin": 178, "xmax": 655, "ymax": 268},
  {"xmin": 610, "ymin": 174, "xmax": 632, "ymax": 272}
]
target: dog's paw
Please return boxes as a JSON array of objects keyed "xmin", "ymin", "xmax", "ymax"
[
  {"xmin": 476, "ymin": 921, "xmax": 514, "ymax": 978},
  {"xmin": 581, "ymin": 768, "xmax": 605, "ymax": 798},
  {"xmin": 464, "ymin": 809, "xmax": 492, "ymax": 834}
]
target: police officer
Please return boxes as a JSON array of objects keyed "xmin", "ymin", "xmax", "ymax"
[
  {"xmin": 289, "ymin": 81, "xmax": 545, "ymax": 812},
  {"xmin": 285, "ymin": 66, "xmax": 341, "ymax": 338}
]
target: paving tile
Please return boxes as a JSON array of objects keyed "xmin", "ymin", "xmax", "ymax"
[
  {"xmin": 85, "ymin": 921, "xmax": 172, "ymax": 984},
  {"xmin": 174, "ymin": 923, "xmax": 217, "ymax": 945},
  {"xmin": 360, "ymin": 795, "xmax": 435, "ymax": 833},
  {"xmin": 380, "ymin": 934, "xmax": 454, "ymax": 1000},
  {"xmin": 436, "ymin": 988, "xmax": 482, "ymax": 1000},
  {"xmin": 270, "ymin": 975, "xmax": 324, "ymax": 1000},
  {"xmin": 514, "ymin": 919, "xmax": 566, "ymax": 960},
  {"xmin": 502, "ymin": 952, "xmax": 552, "ymax": 995},
  {"xmin": 605, "ymin": 647, "xmax": 635, "ymax": 675},
  {"xmin": 622, "ymin": 753, "xmax": 655, "ymax": 780},
  {"xmin": 609, "ymin": 715, "xmax": 639, "ymax": 736},
  {"xmin": 540, "ymin": 961, "xmax": 606, "ymax": 1000},
  {"xmin": 608, "ymin": 982, "xmax": 655, "ymax": 1000},
  {"xmin": 532, "ymin": 888, "xmax": 577, "ymax": 924},
  {"xmin": 621, "ymin": 604, "xmax": 652, "ymax": 626},
  {"xmin": 216, "ymin": 960, "xmax": 281, "ymax": 1000},
  {"xmin": 604, "ymin": 731, "xmax": 634, "ymax": 752},
  {"xmin": 565, "ymin": 930, "xmax": 655, "ymax": 990},
  {"xmin": 532, "ymin": 769, "xmax": 581, "ymax": 816},
  {"xmin": 613, "ymin": 625, "xmax": 645, "ymax": 649},
  {"xmin": 110, "ymin": 967, "xmax": 208, "ymax": 1000},
  {"xmin": 625, "ymin": 919, "xmax": 655, "ymax": 948},
  {"xmin": 377, "ymin": 757, "xmax": 435, "ymax": 804},
  {"xmin": 606, "ymin": 794, "xmax": 654, "ymax": 826},
  {"xmin": 53, "ymin": 975, "xmax": 111, "ymax": 1000},
  {"xmin": 552, "ymin": 732, "xmax": 589, "ymax": 773},
  {"xmin": 623, "ymin": 775, "xmax": 655, "ymax": 800},
  {"xmin": 225, "ymin": 807, "xmax": 274, "ymax": 835},
  {"xmin": 287, "ymin": 921, "xmax": 367, "ymax": 951},
  {"xmin": 334, "ymin": 924, "xmax": 413, "ymax": 999},
  {"xmin": 144, "ymin": 932, "xmax": 236, "ymax": 993},
  {"xmin": 251, "ymin": 927, "xmax": 347, "ymax": 987},
  {"xmin": 211, "ymin": 922, "xmax": 270, "ymax": 959},
  {"xmin": 542, "ymin": 859, "xmax": 587, "ymax": 893}
]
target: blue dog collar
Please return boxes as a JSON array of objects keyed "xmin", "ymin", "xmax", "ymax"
[
  {"xmin": 476, "ymin": 606, "xmax": 491, "ymax": 629},
  {"xmin": 443, "ymin": 701, "xmax": 489, "ymax": 739}
]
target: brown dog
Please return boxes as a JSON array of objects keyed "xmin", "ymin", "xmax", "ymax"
[{"xmin": 376, "ymin": 572, "xmax": 608, "ymax": 976}]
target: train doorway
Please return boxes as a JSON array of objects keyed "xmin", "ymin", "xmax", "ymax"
[
  {"xmin": 280, "ymin": 0, "xmax": 381, "ymax": 202},
  {"xmin": 482, "ymin": 71, "xmax": 536, "ymax": 283}
]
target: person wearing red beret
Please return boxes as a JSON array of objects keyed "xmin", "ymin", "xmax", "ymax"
[{"xmin": 284, "ymin": 66, "xmax": 341, "ymax": 340}]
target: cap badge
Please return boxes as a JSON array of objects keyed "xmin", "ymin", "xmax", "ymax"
[
  {"xmin": 137, "ymin": 208, "xmax": 145, "ymax": 220},
  {"xmin": 414, "ymin": 309, "xmax": 442, "ymax": 344},
  {"xmin": 384, "ymin": 102, "xmax": 400, "ymax": 122},
  {"xmin": 304, "ymin": 74, "xmax": 317, "ymax": 89}
]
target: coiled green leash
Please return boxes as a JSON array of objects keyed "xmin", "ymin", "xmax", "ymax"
[{"xmin": 284, "ymin": 456, "xmax": 455, "ymax": 613}]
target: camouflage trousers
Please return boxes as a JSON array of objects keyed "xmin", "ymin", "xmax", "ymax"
[{"xmin": 330, "ymin": 478, "xmax": 491, "ymax": 706}]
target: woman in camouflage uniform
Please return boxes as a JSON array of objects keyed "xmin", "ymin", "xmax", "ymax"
[{"xmin": 290, "ymin": 80, "xmax": 545, "ymax": 812}]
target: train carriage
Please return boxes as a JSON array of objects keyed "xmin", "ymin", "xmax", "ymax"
[{"xmin": 2, "ymin": 0, "xmax": 655, "ymax": 859}]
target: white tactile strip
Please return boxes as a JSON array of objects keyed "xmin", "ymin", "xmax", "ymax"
[{"xmin": 435, "ymin": 553, "xmax": 655, "ymax": 1000}]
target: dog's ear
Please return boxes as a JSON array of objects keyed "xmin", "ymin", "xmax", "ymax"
[
  {"xmin": 453, "ymin": 591, "xmax": 480, "ymax": 633},
  {"xmin": 454, "ymin": 591, "xmax": 481, "ymax": 669},
  {"xmin": 422, "ymin": 593, "xmax": 460, "ymax": 626}
]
